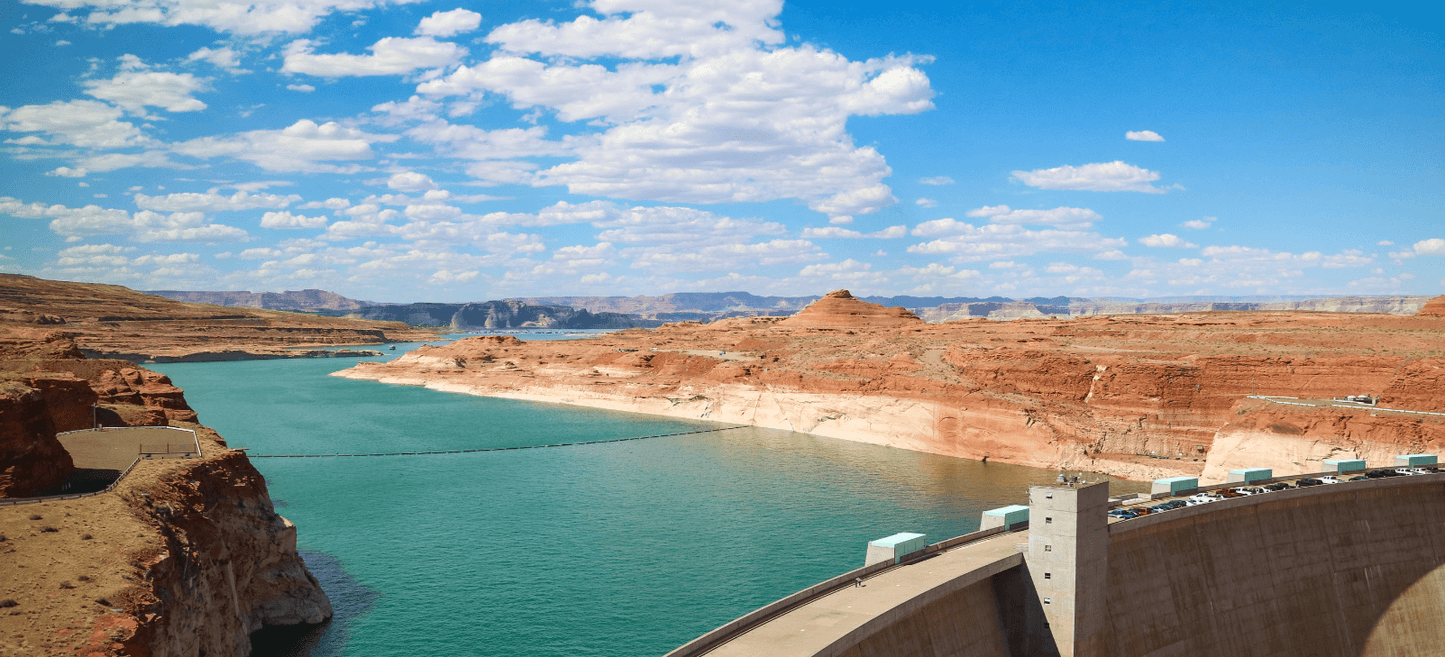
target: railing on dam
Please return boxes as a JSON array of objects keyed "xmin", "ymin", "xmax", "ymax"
[{"xmin": 663, "ymin": 522, "xmax": 1028, "ymax": 657}]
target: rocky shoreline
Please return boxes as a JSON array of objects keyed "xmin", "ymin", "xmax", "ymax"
[{"xmin": 334, "ymin": 291, "xmax": 1445, "ymax": 483}]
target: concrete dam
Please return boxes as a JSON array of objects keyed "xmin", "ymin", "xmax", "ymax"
[{"xmin": 669, "ymin": 468, "xmax": 1445, "ymax": 657}]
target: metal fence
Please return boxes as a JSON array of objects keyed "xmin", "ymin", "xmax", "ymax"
[{"xmin": 0, "ymin": 455, "xmax": 143, "ymax": 507}]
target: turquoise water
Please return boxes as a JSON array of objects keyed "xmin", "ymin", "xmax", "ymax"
[{"xmin": 153, "ymin": 336, "xmax": 1145, "ymax": 657}]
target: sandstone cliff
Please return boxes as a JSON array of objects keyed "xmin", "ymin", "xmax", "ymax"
[
  {"xmin": 343, "ymin": 299, "xmax": 663, "ymax": 329},
  {"xmin": 336, "ymin": 290, "xmax": 1445, "ymax": 483},
  {"xmin": 0, "ymin": 274, "xmax": 434, "ymax": 362},
  {"xmin": 1200, "ymin": 398, "xmax": 1445, "ymax": 481},
  {"xmin": 0, "ymin": 334, "xmax": 331, "ymax": 656},
  {"xmin": 1417, "ymin": 294, "xmax": 1445, "ymax": 318}
]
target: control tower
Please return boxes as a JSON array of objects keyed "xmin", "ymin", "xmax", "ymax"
[{"xmin": 1024, "ymin": 480, "xmax": 1111, "ymax": 657}]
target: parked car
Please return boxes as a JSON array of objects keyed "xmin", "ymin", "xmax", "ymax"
[
  {"xmin": 1350, "ymin": 475, "xmax": 1370, "ymax": 481},
  {"xmin": 1264, "ymin": 482, "xmax": 1293, "ymax": 491},
  {"xmin": 1320, "ymin": 476, "xmax": 1338, "ymax": 484},
  {"xmin": 1297, "ymin": 478, "xmax": 1324, "ymax": 487}
]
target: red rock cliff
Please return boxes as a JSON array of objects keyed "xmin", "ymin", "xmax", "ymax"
[{"xmin": 0, "ymin": 335, "xmax": 331, "ymax": 656}]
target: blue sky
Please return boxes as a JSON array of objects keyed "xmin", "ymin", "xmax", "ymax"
[{"xmin": 1, "ymin": 0, "xmax": 1441, "ymax": 302}]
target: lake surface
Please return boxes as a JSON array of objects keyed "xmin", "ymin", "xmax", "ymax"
[{"xmin": 153, "ymin": 334, "xmax": 1147, "ymax": 657}]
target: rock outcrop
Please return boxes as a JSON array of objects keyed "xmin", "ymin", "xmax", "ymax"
[
  {"xmin": 1417, "ymin": 294, "xmax": 1445, "ymax": 318},
  {"xmin": 0, "ymin": 380, "xmax": 75, "ymax": 497},
  {"xmin": 0, "ymin": 274, "xmax": 434, "ymax": 362},
  {"xmin": 779, "ymin": 290, "xmax": 923, "ymax": 328},
  {"xmin": 106, "ymin": 451, "xmax": 332, "ymax": 657},
  {"xmin": 0, "ymin": 333, "xmax": 331, "ymax": 656}
]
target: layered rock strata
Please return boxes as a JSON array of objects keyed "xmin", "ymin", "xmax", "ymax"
[
  {"xmin": 0, "ymin": 334, "xmax": 331, "ymax": 656},
  {"xmin": 0, "ymin": 274, "xmax": 434, "ymax": 362},
  {"xmin": 337, "ymin": 290, "xmax": 1445, "ymax": 482}
]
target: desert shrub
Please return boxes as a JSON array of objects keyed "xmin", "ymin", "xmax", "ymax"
[
  {"xmin": 77, "ymin": 575, "xmax": 90, "ymax": 582},
  {"xmin": 28, "ymin": 514, "xmax": 41, "ymax": 521},
  {"xmin": 40, "ymin": 527, "xmax": 58, "ymax": 533},
  {"xmin": 81, "ymin": 534, "xmax": 93, "ymax": 540},
  {"xmin": 59, "ymin": 582, "xmax": 74, "ymax": 590},
  {"xmin": 0, "ymin": 600, "xmax": 17, "ymax": 608}
]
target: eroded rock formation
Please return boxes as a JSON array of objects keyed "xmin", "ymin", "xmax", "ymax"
[
  {"xmin": 337, "ymin": 289, "xmax": 1445, "ymax": 482},
  {"xmin": 0, "ymin": 332, "xmax": 331, "ymax": 656},
  {"xmin": 0, "ymin": 273, "xmax": 434, "ymax": 362}
]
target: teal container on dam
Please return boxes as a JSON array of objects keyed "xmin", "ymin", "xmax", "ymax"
[
  {"xmin": 1227, "ymin": 468, "xmax": 1272, "ymax": 485},
  {"xmin": 981, "ymin": 504, "xmax": 1029, "ymax": 530},
  {"xmin": 1395, "ymin": 454, "xmax": 1438, "ymax": 467},
  {"xmin": 1152, "ymin": 476, "xmax": 1199, "ymax": 496},
  {"xmin": 1323, "ymin": 459, "xmax": 1366, "ymax": 474}
]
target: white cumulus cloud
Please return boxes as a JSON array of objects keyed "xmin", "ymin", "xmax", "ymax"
[
  {"xmin": 134, "ymin": 190, "xmax": 301, "ymax": 212},
  {"xmin": 387, "ymin": 171, "xmax": 439, "ymax": 192},
  {"xmin": 260, "ymin": 211, "xmax": 327, "ymax": 229},
  {"xmin": 1012, "ymin": 161, "xmax": 1167, "ymax": 193},
  {"xmin": 1126, "ymin": 130, "xmax": 1164, "ymax": 142},
  {"xmin": 23, "ymin": 0, "xmax": 421, "ymax": 35},
  {"xmin": 283, "ymin": 37, "xmax": 467, "ymax": 77},
  {"xmin": 1414, "ymin": 238, "xmax": 1445, "ymax": 255},
  {"xmin": 413, "ymin": 1, "xmax": 936, "ymax": 219},
  {"xmin": 1139, "ymin": 233, "xmax": 1197, "ymax": 248},
  {"xmin": 0, "ymin": 100, "xmax": 147, "ymax": 148},
  {"xmin": 83, "ymin": 58, "xmax": 210, "ymax": 112},
  {"xmin": 416, "ymin": 9, "xmax": 482, "ymax": 37},
  {"xmin": 173, "ymin": 119, "xmax": 392, "ymax": 173}
]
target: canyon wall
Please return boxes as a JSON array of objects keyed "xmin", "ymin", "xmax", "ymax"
[
  {"xmin": 336, "ymin": 292, "xmax": 1445, "ymax": 483},
  {"xmin": 0, "ymin": 335, "xmax": 330, "ymax": 657}
]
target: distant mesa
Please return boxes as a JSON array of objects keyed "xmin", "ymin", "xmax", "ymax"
[
  {"xmin": 147, "ymin": 289, "xmax": 373, "ymax": 312},
  {"xmin": 1417, "ymin": 295, "xmax": 1445, "ymax": 318},
  {"xmin": 778, "ymin": 290, "xmax": 924, "ymax": 329}
]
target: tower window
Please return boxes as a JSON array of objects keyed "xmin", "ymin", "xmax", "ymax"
[
  {"xmin": 1044, "ymin": 597, "xmax": 1051, "ymax": 605},
  {"xmin": 1045, "ymin": 573, "xmax": 1052, "ymax": 579},
  {"xmin": 1044, "ymin": 545, "xmax": 1052, "ymax": 552},
  {"xmin": 1045, "ymin": 517, "xmax": 1052, "ymax": 524}
]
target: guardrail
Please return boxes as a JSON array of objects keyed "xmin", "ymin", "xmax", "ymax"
[
  {"xmin": 57, "ymin": 425, "xmax": 203, "ymax": 459},
  {"xmin": 1248, "ymin": 395, "xmax": 1445, "ymax": 417},
  {"xmin": 0, "ymin": 455, "xmax": 143, "ymax": 507},
  {"xmin": 1111, "ymin": 470, "xmax": 1445, "ymax": 533},
  {"xmin": 1110, "ymin": 468, "xmax": 1443, "ymax": 521},
  {"xmin": 663, "ymin": 522, "xmax": 1025, "ymax": 657},
  {"xmin": 1, "ymin": 426, "xmax": 203, "ymax": 507}
]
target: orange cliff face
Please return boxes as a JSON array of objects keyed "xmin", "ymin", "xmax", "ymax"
[
  {"xmin": 777, "ymin": 289, "xmax": 924, "ymax": 328},
  {"xmin": 0, "ymin": 333, "xmax": 332, "ymax": 657},
  {"xmin": 336, "ymin": 290, "xmax": 1445, "ymax": 481},
  {"xmin": 1416, "ymin": 294, "xmax": 1445, "ymax": 318}
]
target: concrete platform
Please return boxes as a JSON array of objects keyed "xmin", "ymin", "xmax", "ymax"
[{"xmin": 57, "ymin": 426, "xmax": 200, "ymax": 470}]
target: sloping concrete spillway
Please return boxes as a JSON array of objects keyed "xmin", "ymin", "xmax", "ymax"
[{"xmin": 675, "ymin": 473, "xmax": 1445, "ymax": 657}]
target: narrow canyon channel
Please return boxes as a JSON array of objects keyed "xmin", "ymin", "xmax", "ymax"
[{"xmin": 153, "ymin": 333, "xmax": 1149, "ymax": 657}]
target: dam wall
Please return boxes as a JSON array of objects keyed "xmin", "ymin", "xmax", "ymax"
[
  {"xmin": 1104, "ymin": 475, "xmax": 1445, "ymax": 656},
  {"xmin": 681, "ymin": 473, "xmax": 1445, "ymax": 657}
]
